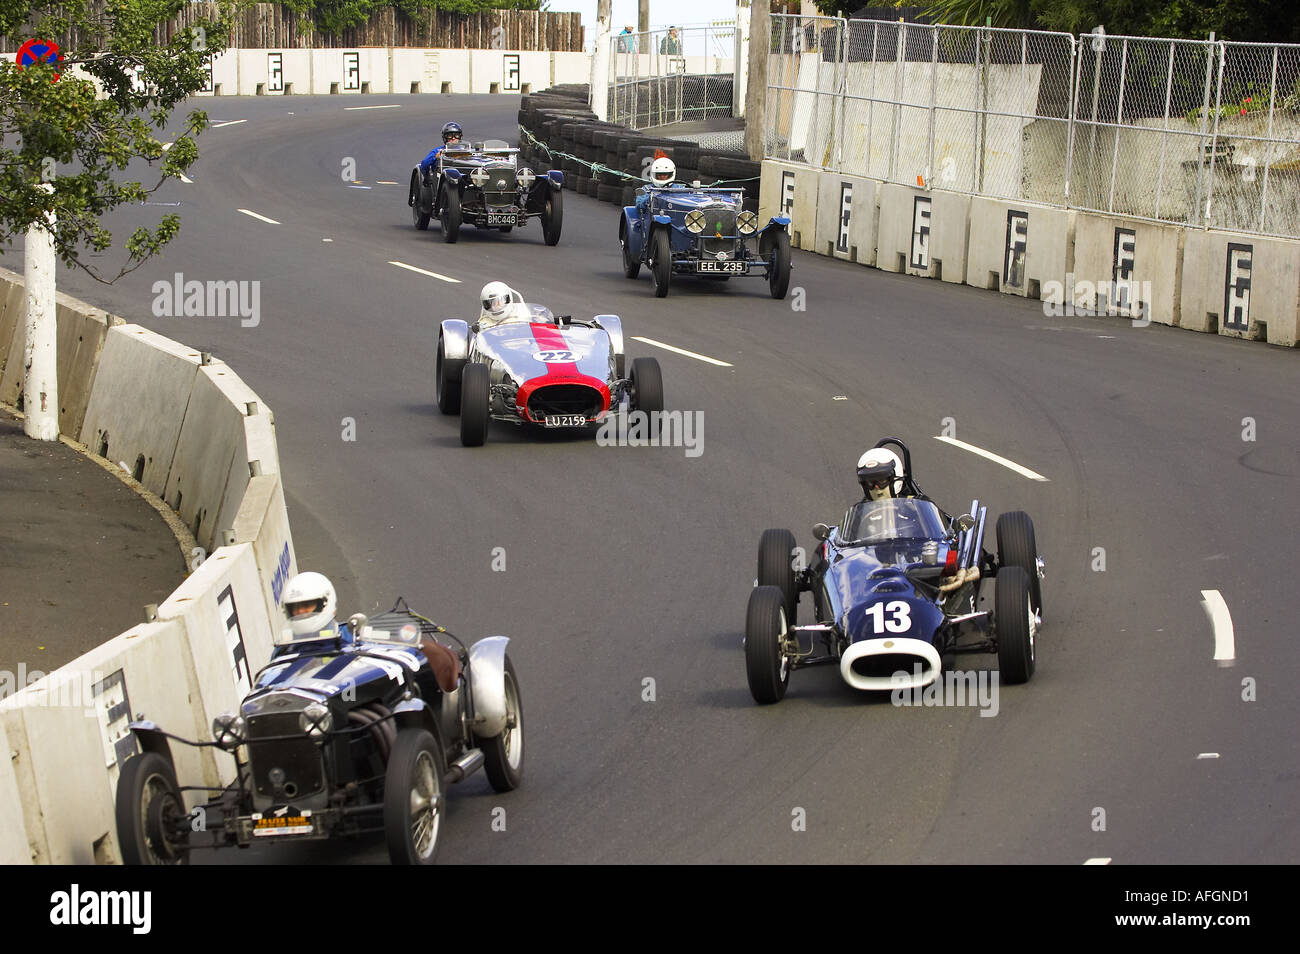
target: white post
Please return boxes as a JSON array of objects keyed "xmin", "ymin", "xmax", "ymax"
[
  {"xmin": 735, "ymin": 0, "xmax": 751, "ymax": 118},
  {"xmin": 590, "ymin": 0, "xmax": 612, "ymax": 121},
  {"xmin": 23, "ymin": 185, "xmax": 58, "ymax": 442}
]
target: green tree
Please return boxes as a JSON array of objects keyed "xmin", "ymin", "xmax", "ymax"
[{"xmin": 1, "ymin": 0, "xmax": 234, "ymax": 282}]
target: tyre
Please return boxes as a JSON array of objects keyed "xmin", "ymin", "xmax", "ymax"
[
  {"xmin": 597, "ymin": 183, "xmax": 622, "ymax": 203},
  {"xmin": 758, "ymin": 528, "xmax": 799, "ymax": 624},
  {"xmin": 650, "ymin": 228, "xmax": 671, "ymax": 298},
  {"xmin": 410, "ymin": 170, "xmax": 430, "ymax": 230},
  {"xmin": 996, "ymin": 511, "xmax": 1042, "ymax": 613},
  {"xmin": 745, "ymin": 586, "xmax": 790, "ymax": 704},
  {"xmin": 459, "ymin": 363, "xmax": 490, "ymax": 447},
  {"xmin": 768, "ymin": 230, "xmax": 791, "ymax": 299},
  {"xmin": 384, "ymin": 728, "xmax": 445, "ymax": 865},
  {"xmin": 542, "ymin": 189, "xmax": 563, "ymax": 246},
  {"xmin": 620, "ymin": 219, "xmax": 640, "ymax": 279},
  {"xmin": 474, "ymin": 655, "xmax": 524, "ymax": 793},
  {"xmin": 440, "ymin": 185, "xmax": 461, "ymax": 243},
  {"xmin": 435, "ymin": 334, "xmax": 462, "ymax": 415},
  {"xmin": 498, "ymin": 225, "xmax": 513, "ymax": 234},
  {"xmin": 115, "ymin": 751, "xmax": 189, "ymax": 865},
  {"xmin": 630, "ymin": 357, "xmax": 663, "ymax": 414},
  {"xmin": 995, "ymin": 565, "xmax": 1037, "ymax": 684}
]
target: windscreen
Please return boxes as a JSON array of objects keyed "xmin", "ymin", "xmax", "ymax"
[{"xmin": 841, "ymin": 498, "xmax": 947, "ymax": 546}]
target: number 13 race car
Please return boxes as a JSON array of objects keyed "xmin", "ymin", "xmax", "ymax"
[{"xmin": 744, "ymin": 439, "xmax": 1046, "ymax": 704}]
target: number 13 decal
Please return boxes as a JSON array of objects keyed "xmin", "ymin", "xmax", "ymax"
[{"xmin": 865, "ymin": 600, "xmax": 911, "ymax": 634}]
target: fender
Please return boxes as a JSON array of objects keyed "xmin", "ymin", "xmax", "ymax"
[
  {"xmin": 767, "ymin": 215, "xmax": 791, "ymax": 228},
  {"xmin": 409, "ymin": 165, "xmax": 426, "ymax": 207},
  {"xmin": 547, "ymin": 170, "xmax": 565, "ymax": 189},
  {"xmin": 444, "ymin": 168, "xmax": 463, "ymax": 184},
  {"xmin": 468, "ymin": 635, "xmax": 511, "ymax": 738},
  {"xmin": 759, "ymin": 220, "xmax": 790, "ymax": 256},
  {"xmin": 652, "ymin": 213, "xmax": 672, "ymax": 226},
  {"xmin": 390, "ymin": 697, "xmax": 441, "ymax": 740},
  {"xmin": 593, "ymin": 314, "xmax": 624, "ymax": 378},
  {"xmin": 440, "ymin": 319, "xmax": 470, "ymax": 362},
  {"xmin": 127, "ymin": 721, "xmax": 174, "ymax": 765},
  {"xmin": 621, "ymin": 206, "xmax": 645, "ymax": 259}
]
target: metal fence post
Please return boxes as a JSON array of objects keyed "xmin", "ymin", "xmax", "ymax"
[
  {"xmin": 927, "ymin": 26, "xmax": 937, "ymax": 186},
  {"xmin": 1106, "ymin": 37, "xmax": 1129, "ymax": 212},
  {"xmin": 891, "ymin": 21, "xmax": 905, "ymax": 182},
  {"xmin": 1205, "ymin": 40, "xmax": 1225, "ymax": 227},
  {"xmin": 1018, "ymin": 33, "xmax": 1028, "ymax": 201},
  {"xmin": 1191, "ymin": 32, "xmax": 1215, "ymax": 229},
  {"xmin": 1260, "ymin": 44, "xmax": 1279, "ymax": 233},
  {"xmin": 1153, "ymin": 42, "xmax": 1174, "ymax": 222},
  {"xmin": 1064, "ymin": 35, "xmax": 1077, "ymax": 204}
]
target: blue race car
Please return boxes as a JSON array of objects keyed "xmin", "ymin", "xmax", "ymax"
[
  {"xmin": 618, "ymin": 183, "xmax": 792, "ymax": 299},
  {"xmin": 744, "ymin": 438, "xmax": 1045, "ymax": 704}
]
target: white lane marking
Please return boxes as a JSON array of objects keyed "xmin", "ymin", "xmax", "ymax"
[
  {"xmin": 1197, "ymin": 752, "xmax": 1221, "ymax": 760},
  {"xmin": 1083, "ymin": 858, "xmax": 1112, "ymax": 865},
  {"xmin": 629, "ymin": 336, "xmax": 733, "ymax": 367},
  {"xmin": 161, "ymin": 141, "xmax": 173, "ymax": 152},
  {"xmin": 344, "ymin": 104, "xmax": 402, "ymax": 110},
  {"xmin": 349, "ymin": 185, "xmax": 372, "ymax": 190},
  {"xmin": 933, "ymin": 435, "xmax": 1049, "ymax": 481},
  {"xmin": 210, "ymin": 119, "xmax": 247, "ymax": 128},
  {"xmin": 388, "ymin": 261, "xmax": 460, "ymax": 284},
  {"xmin": 322, "ymin": 238, "xmax": 333, "ymax": 243},
  {"xmin": 1200, "ymin": 589, "xmax": 1235, "ymax": 664},
  {"xmin": 178, "ymin": 173, "xmax": 194, "ymax": 184},
  {"xmin": 832, "ymin": 395, "xmax": 848, "ymax": 401},
  {"xmin": 376, "ymin": 180, "xmax": 400, "ymax": 185},
  {"xmin": 237, "ymin": 208, "xmax": 280, "ymax": 225}
]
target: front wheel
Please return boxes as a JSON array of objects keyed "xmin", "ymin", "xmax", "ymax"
[
  {"xmin": 620, "ymin": 219, "xmax": 641, "ymax": 279},
  {"xmin": 440, "ymin": 186, "xmax": 461, "ymax": 243},
  {"xmin": 995, "ymin": 565, "xmax": 1037, "ymax": 684},
  {"xmin": 768, "ymin": 230, "xmax": 791, "ymax": 299},
  {"xmin": 650, "ymin": 228, "xmax": 671, "ymax": 298},
  {"xmin": 542, "ymin": 189, "xmax": 563, "ymax": 246},
  {"xmin": 630, "ymin": 357, "xmax": 663, "ymax": 414},
  {"xmin": 745, "ymin": 586, "xmax": 791, "ymax": 704},
  {"xmin": 115, "ymin": 751, "xmax": 190, "ymax": 865},
  {"xmin": 384, "ymin": 728, "xmax": 444, "ymax": 865},
  {"xmin": 996, "ymin": 511, "xmax": 1042, "ymax": 614},
  {"xmin": 411, "ymin": 170, "xmax": 430, "ymax": 230},
  {"xmin": 459, "ymin": 363, "xmax": 490, "ymax": 446},
  {"xmin": 475, "ymin": 655, "xmax": 524, "ymax": 793},
  {"xmin": 435, "ymin": 335, "xmax": 462, "ymax": 415},
  {"xmin": 757, "ymin": 528, "xmax": 799, "ymax": 624}
]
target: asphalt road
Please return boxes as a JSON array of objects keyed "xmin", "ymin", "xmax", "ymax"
[{"xmin": 7, "ymin": 93, "xmax": 1297, "ymax": 864}]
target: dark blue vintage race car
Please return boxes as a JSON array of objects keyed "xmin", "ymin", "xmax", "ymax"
[
  {"xmin": 618, "ymin": 185, "xmax": 792, "ymax": 299},
  {"xmin": 744, "ymin": 439, "xmax": 1045, "ymax": 704},
  {"xmin": 113, "ymin": 602, "xmax": 523, "ymax": 865}
]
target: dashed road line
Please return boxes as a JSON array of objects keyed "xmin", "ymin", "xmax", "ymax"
[
  {"xmin": 1200, "ymin": 589, "xmax": 1235, "ymax": 664},
  {"xmin": 237, "ymin": 208, "xmax": 280, "ymax": 225},
  {"xmin": 1083, "ymin": 858, "xmax": 1112, "ymax": 865},
  {"xmin": 388, "ymin": 261, "xmax": 460, "ymax": 283},
  {"xmin": 210, "ymin": 119, "xmax": 247, "ymax": 128},
  {"xmin": 629, "ymin": 336, "xmax": 733, "ymax": 367},
  {"xmin": 344, "ymin": 104, "xmax": 402, "ymax": 110},
  {"xmin": 933, "ymin": 435, "xmax": 1049, "ymax": 481}
]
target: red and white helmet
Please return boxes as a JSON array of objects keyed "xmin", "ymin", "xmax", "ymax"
[{"xmin": 650, "ymin": 156, "xmax": 676, "ymax": 186}]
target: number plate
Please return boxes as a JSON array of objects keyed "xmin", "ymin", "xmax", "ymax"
[
  {"xmin": 697, "ymin": 260, "xmax": 747, "ymax": 274},
  {"xmin": 543, "ymin": 414, "xmax": 587, "ymax": 428},
  {"xmin": 253, "ymin": 814, "xmax": 314, "ymax": 837},
  {"xmin": 486, "ymin": 212, "xmax": 517, "ymax": 226}
]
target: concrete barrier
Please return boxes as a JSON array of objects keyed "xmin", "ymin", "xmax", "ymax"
[
  {"xmin": 1181, "ymin": 230, "xmax": 1300, "ymax": 346},
  {"xmin": 814, "ymin": 172, "xmax": 880, "ymax": 266},
  {"xmin": 877, "ymin": 183, "xmax": 971, "ymax": 284},
  {"xmin": 0, "ymin": 719, "xmax": 29, "ymax": 863},
  {"xmin": 1070, "ymin": 215, "xmax": 1182, "ymax": 327},
  {"xmin": 80, "ymin": 325, "xmax": 201, "ymax": 497},
  {"xmin": 965, "ymin": 197, "xmax": 1073, "ymax": 300},
  {"xmin": 0, "ymin": 271, "xmax": 29, "ymax": 389},
  {"xmin": 233, "ymin": 473, "xmax": 298, "ymax": 642},
  {"xmin": 759, "ymin": 160, "xmax": 819, "ymax": 250}
]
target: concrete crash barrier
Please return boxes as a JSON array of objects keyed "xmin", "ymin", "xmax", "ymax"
[
  {"xmin": 80, "ymin": 324, "xmax": 202, "ymax": 498},
  {"xmin": 0, "ymin": 719, "xmax": 30, "ymax": 863},
  {"xmin": 814, "ymin": 172, "xmax": 881, "ymax": 266},
  {"xmin": 877, "ymin": 183, "xmax": 971, "ymax": 284},
  {"xmin": 232, "ymin": 473, "xmax": 299, "ymax": 638},
  {"xmin": 1071, "ymin": 215, "xmax": 1182, "ymax": 327},
  {"xmin": 0, "ymin": 271, "xmax": 26, "ymax": 377},
  {"xmin": 965, "ymin": 197, "xmax": 1072, "ymax": 301},
  {"xmin": 164, "ymin": 362, "xmax": 280, "ymax": 552},
  {"xmin": 758, "ymin": 160, "xmax": 820, "ymax": 250},
  {"xmin": 1181, "ymin": 230, "xmax": 1300, "ymax": 346}
]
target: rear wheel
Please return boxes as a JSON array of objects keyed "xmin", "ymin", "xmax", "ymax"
[
  {"xmin": 435, "ymin": 335, "xmax": 462, "ymax": 415},
  {"xmin": 630, "ymin": 357, "xmax": 663, "ymax": 414},
  {"xmin": 542, "ymin": 189, "xmax": 563, "ymax": 246},
  {"xmin": 745, "ymin": 586, "xmax": 790, "ymax": 704},
  {"xmin": 459, "ymin": 363, "xmax": 490, "ymax": 446},
  {"xmin": 758, "ymin": 528, "xmax": 799, "ymax": 624},
  {"xmin": 475, "ymin": 655, "xmax": 524, "ymax": 793},
  {"xmin": 996, "ymin": 511, "xmax": 1042, "ymax": 613},
  {"xmin": 411, "ymin": 170, "xmax": 430, "ymax": 230},
  {"xmin": 440, "ymin": 186, "xmax": 461, "ymax": 243},
  {"xmin": 620, "ymin": 219, "xmax": 640, "ymax": 279},
  {"xmin": 650, "ymin": 228, "xmax": 671, "ymax": 298},
  {"xmin": 116, "ymin": 751, "xmax": 189, "ymax": 865},
  {"xmin": 995, "ymin": 566, "xmax": 1037, "ymax": 684},
  {"xmin": 384, "ymin": 728, "xmax": 444, "ymax": 865},
  {"xmin": 768, "ymin": 230, "xmax": 791, "ymax": 299}
]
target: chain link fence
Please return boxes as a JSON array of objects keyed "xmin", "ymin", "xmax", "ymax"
[
  {"xmin": 769, "ymin": 16, "xmax": 1300, "ymax": 238},
  {"xmin": 609, "ymin": 24, "xmax": 738, "ymax": 132}
]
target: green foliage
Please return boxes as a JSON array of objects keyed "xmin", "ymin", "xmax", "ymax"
[
  {"xmin": 919, "ymin": 0, "xmax": 1300, "ymax": 40},
  {"xmin": 1, "ymin": 0, "xmax": 234, "ymax": 281}
]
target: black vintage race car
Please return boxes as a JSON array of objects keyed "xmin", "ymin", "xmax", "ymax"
[
  {"xmin": 113, "ymin": 602, "xmax": 523, "ymax": 865},
  {"xmin": 409, "ymin": 140, "xmax": 563, "ymax": 245},
  {"xmin": 744, "ymin": 439, "xmax": 1045, "ymax": 704}
]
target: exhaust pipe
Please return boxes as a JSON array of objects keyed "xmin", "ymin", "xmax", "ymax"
[{"xmin": 444, "ymin": 748, "xmax": 485, "ymax": 784}]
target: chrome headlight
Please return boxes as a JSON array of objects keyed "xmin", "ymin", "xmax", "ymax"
[
  {"xmin": 737, "ymin": 211, "xmax": 758, "ymax": 235},
  {"xmin": 470, "ymin": 167, "xmax": 488, "ymax": 188},
  {"xmin": 212, "ymin": 712, "xmax": 246, "ymax": 750},
  {"xmin": 517, "ymin": 167, "xmax": 535, "ymax": 189},
  {"xmin": 685, "ymin": 210, "xmax": 705, "ymax": 234},
  {"xmin": 299, "ymin": 702, "xmax": 332, "ymax": 742}
]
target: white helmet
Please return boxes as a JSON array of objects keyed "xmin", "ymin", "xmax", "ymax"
[
  {"xmin": 857, "ymin": 448, "xmax": 904, "ymax": 500},
  {"xmin": 650, "ymin": 156, "xmax": 676, "ymax": 186},
  {"xmin": 282, "ymin": 572, "xmax": 338, "ymax": 638},
  {"xmin": 480, "ymin": 281, "xmax": 513, "ymax": 319}
]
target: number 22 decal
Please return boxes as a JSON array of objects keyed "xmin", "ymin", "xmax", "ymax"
[
  {"xmin": 534, "ymin": 350, "xmax": 576, "ymax": 362},
  {"xmin": 864, "ymin": 600, "xmax": 911, "ymax": 634}
]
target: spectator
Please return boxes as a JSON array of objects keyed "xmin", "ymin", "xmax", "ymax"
[
  {"xmin": 660, "ymin": 26, "xmax": 682, "ymax": 55},
  {"xmin": 618, "ymin": 25, "xmax": 637, "ymax": 53}
]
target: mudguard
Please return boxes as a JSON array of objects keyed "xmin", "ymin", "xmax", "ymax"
[
  {"xmin": 468, "ymin": 636, "xmax": 511, "ymax": 738},
  {"xmin": 759, "ymin": 219, "xmax": 790, "ymax": 256},
  {"xmin": 621, "ymin": 207, "xmax": 644, "ymax": 259},
  {"xmin": 440, "ymin": 319, "xmax": 470, "ymax": 362},
  {"xmin": 390, "ymin": 697, "xmax": 440, "ymax": 738},
  {"xmin": 547, "ymin": 170, "xmax": 565, "ymax": 189},
  {"xmin": 126, "ymin": 721, "xmax": 174, "ymax": 765},
  {"xmin": 444, "ymin": 168, "xmax": 463, "ymax": 184},
  {"xmin": 652, "ymin": 214, "xmax": 672, "ymax": 226},
  {"xmin": 593, "ymin": 314, "xmax": 625, "ymax": 378}
]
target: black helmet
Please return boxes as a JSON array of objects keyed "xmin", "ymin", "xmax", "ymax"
[{"xmin": 441, "ymin": 121, "xmax": 463, "ymax": 144}]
